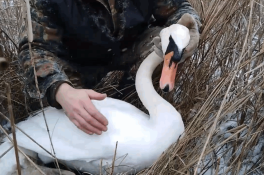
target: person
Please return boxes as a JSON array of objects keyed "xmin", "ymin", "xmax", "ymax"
[{"xmin": 18, "ymin": 0, "xmax": 201, "ymax": 135}]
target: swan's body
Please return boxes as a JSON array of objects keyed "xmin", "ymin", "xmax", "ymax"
[{"xmin": 0, "ymin": 24, "xmax": 189, "ymax": 175}]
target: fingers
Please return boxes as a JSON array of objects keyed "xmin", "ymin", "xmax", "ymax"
[
  {"xmin": 83, "ymin": 100, "xmax": 109, "ymax": 126},
  {"xmin": 152, "ymin": 36, "xmax": 163, "ymax": 58},
  {"xmin": 153, "ymin": 37, "xmax": 162, "ymax": 51},
  {"xmin": 68, "ymin": 103, "xmax": 107, "ymax": 135},
  {"xmin": 66, "ymin": 98, "xmax": 108, "ymax": 135},
  {"xmin": 61, "ymin": 88, "xmax": 109, "ymax": 135},
  {"xmin": 153, "ymin": 36, "xmax": 161, "ymax": 47},
  {"xmin": 77, "ymin": 115, "xmax": 102, "ymax": 135},
  {"xmin": 86, "ymin": 90, "xmax": 109, "ymax": 127},
  {"xmin": 71, "ymin": 119, "xmax": 93, "ymax": 135},
  {"xmin": 76, "ymin": 115, "xmax": 103, "ymax": 135},
  {"xmin": 86, "ymin": 90, "xmax": 107, "ymax": 100},
  {"xmin": 153, "ymin": 45, "xmax": 163, "ymax": 58},
  {"xmin": 79, "ymin": 105, "xmax": 107, "ymax": 133}
]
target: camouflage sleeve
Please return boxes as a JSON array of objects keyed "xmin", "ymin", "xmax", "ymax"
[
  {"xmin": 153, "ymin": 0, "xmax": 202, "ymax": 29},
  {"xmin": 18, "ymin": 0, "xmax": 72, "ymax": 103}
]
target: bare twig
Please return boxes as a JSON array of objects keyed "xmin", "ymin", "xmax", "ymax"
[
  {"xmin": 0, "ymin": 145, "xmax": 13, "ymax": 158},
  {"xmin": 111, "ymin": 141, "xmax": 118, "ymax": 175},
  {"xmin": 24, "ymin": 0, "xmax": 61, "ymax": 173},
  {"xmin": 5, "ymin": 82, "xmax": 21, "ymax": 175}
]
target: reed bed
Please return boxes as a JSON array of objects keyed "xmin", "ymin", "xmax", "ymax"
[{"xmin": 0, "ymin": 0, "xmax": 264, "ymax": 174}]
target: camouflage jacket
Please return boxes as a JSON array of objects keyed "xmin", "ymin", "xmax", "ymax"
[{"xmin": 18, "ymin": 0, "xmax": 201, "ymax": 108}]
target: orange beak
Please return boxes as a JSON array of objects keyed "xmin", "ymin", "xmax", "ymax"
[{"xmin": 159, "ymin": 52, "xmax": 178, "ymax": 92}]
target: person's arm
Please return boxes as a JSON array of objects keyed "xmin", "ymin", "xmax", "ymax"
[
  {"xmin": 18, "ymin": 1, "xmax": 71, "ymax": 109},
  {"xmin": 18, "ymin": 0, "xmax": 108, "ymax": 135},
  {"xmin": 153, "ymin": 0, "xmax": 202, "ymax": 62}
]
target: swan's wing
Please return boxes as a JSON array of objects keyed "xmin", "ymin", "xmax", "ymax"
[{"xmin": 7, "ymin": 99, "xmax": 151, "ymax": 161}]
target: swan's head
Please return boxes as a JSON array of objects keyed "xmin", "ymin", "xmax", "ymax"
[{"xmin": 159, "ymin": 24, "xmax": 190, "ymax": 93}]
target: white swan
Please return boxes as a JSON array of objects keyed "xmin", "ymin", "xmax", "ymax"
[{"xmin": 0, "ymin": 24, "xmax": 190, "ymax": 175}]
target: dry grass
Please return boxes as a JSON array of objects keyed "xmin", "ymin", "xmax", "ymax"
[{"xmin": 1, "ymin": 0, "xmax": 264, "ymax": 174}]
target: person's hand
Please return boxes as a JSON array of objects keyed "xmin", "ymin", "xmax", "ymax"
[
  {"xmin": 153, "ymin": 13, "xmax": 200, "ymax": 63},
  {"xmin": 55, "ymin": 83, "xmax": 108, "ymax": 135}
]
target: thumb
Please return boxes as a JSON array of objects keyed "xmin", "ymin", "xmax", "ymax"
[
  {"xmin": 86, "ymin": 90, "xmax": 107, "ymax": 100},
  {"xmin": 152, "ymin": 36, "xmax": 161, "ymax": 47},
  {"xmin": 153, "ymin": 45, "xmax": 163, "ymax": 58}
]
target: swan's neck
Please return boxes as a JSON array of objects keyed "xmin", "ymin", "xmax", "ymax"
[{"xmin": 135, "ymin": 52, "xmax": 178, "ymax": 123}]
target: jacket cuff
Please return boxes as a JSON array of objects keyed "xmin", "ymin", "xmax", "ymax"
[{"xmin": 46, "ymin": 81, "xmax": 72, "ymax": 109}]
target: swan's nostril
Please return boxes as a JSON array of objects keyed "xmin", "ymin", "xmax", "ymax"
[{"xmin": 162, "ymin": 85, "xmax": 169, "ymax": 93}]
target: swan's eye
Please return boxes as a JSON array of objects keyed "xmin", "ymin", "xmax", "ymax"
[{"xmin": 165, "ymin": 36, "xmax": 181, "ymax": 63}]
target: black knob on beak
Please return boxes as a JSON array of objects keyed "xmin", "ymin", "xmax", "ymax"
[{"xmin": 162, "ymin": 84, "xmax": 170, "ymax": 93}]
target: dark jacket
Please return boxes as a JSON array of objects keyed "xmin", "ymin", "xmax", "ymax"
[{"xmin": 18, "ymin": 0, "xmax": 201, "ymax": 107}]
